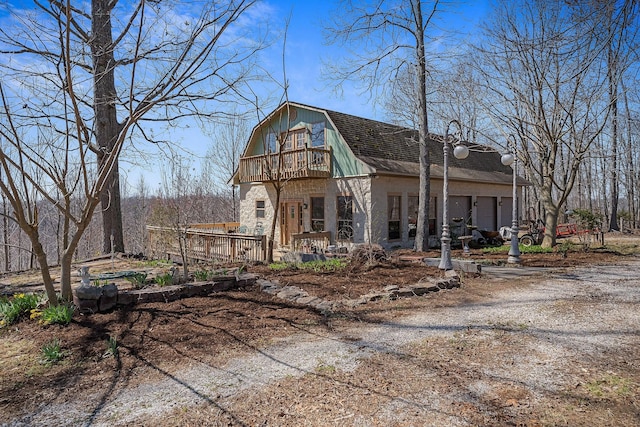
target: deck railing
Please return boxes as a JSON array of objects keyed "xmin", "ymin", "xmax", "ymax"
[
  {"xmin": 238, "ymin": 147, "xmax": 331, "ymax": 183},
  {"xmin": 291, "ymin": 231, "xmax": 331, "ymax": 253},
  {"xmin": 147, "ymin": 225, "xmax": 267, "ymax": 263}
]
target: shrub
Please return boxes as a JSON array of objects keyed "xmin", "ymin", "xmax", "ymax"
[
  {"xmin": 193, "ymin": 270, "xmax": 210, "ymax": 281},
  {"xmin": 126, "ymin": 272, "xmax": 148, "ymax": 289},
  {"xmin": 103, "ymin": 335, "xmax": 119, "ymax": 359},
  {"xmin": 40, "ymin": 339, "xmax": 66, "ymax": 365},
  {"xmin": 268, "ymin": 261, "xmax": 291, "ymax": 271},
  {"xmin": 0, "ymin": 293, "xmax": 42, "ymax": 327},
  {"xmin": 155, "ymin": 273, "xmax": 174, "ymax": 287},
  {"xmin": 40, "ymin": 303, "xmax": 74, "ymax": 326}
]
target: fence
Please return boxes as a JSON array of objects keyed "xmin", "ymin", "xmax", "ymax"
[
  {"xmin": 147, "ymin": 225, "xmax": 267, "ymax": 263},
  {"xmin": 291, "ymin": 232, "xmax": 331, "ymax": 253}
]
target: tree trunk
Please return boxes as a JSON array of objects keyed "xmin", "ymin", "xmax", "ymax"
[
  {"xmin": 91, "ymin": 0, "xmax": 124, "ymax": 254},
  {"xmin": 414, "ymin": 0, "xmax": 431, "ymax": 252},
  {"xmin": 608, "ymin": 36, "xmax": 620, "ymax": 231},
  {"xmin": 32, "ymin": 241, "xmax": 58, "ymax": 304},
  {"xmin": 540, "ymin": 181, "xmax": 558, "ymax": 248},
  {"xmin": 267, "ymin": 185, "xmax": 281, "ymax": 264},
  {"xmin": 2, "ymin": 195, "xmax": 10, "ymax": 272},
  {"xmin": 59, "ymin": 251, "xmax": 74, "ymax": 302},
  {"xmin": 623, "ymin": 83, "xmax": 636, "ymax": 229}
]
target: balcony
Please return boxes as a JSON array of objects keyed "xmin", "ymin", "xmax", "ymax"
[{"xmin": 238, "ymin": 146, "xmax": 332, "ymax": 183}]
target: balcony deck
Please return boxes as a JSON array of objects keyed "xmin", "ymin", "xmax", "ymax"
[{"xmin": 238, "ymin": 147, "xmax": 331, "ymax": 183}]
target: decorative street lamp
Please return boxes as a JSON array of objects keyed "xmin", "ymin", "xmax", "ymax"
[
  {"xmin": 439, "ymin": 119, "xmax": 469, "ymax": 270},
  {"xmin": 500, "ymin": 135, "xmax": 521, "ymax": 264}
]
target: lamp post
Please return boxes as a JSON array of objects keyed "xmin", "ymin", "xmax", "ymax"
[
  {"xmin": 439, "ymin": 119, "xmax": 469, "ymax": 270},
  {"xmin": 500, "ymin": 136, "xmax": 521, "ymax": 264}
]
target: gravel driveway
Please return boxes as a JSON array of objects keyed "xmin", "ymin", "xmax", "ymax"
[{"xmin": 10, "ymin": 259, "xmax": 640, "ymax": 426}]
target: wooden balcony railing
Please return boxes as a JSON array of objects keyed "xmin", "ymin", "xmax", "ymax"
[{"xmin": 238, "ymin": 147, "xmax": 331, "ymax": 183}]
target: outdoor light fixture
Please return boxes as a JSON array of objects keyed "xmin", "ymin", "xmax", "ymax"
[
  {"xmin": 501, "ymin": 135, "xmax": 521, "ymax": 264},
  {"xmin": 439, "ymin": 119, "xmax": 469, "ymax": 270}
]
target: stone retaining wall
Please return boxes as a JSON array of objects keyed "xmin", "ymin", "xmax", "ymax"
[{"xmin": 73, "ymin": 274, "xmax": 257, "ymax": 314}]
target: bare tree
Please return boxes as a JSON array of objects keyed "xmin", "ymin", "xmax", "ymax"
[
  {"xmin": 0, "ymin": 0, "xmax": 264, "ymax": 255},
  {"xmin": 202, "ymin": 114, "xmax": 250, "ymax": 221},
  {"xmin": 0, "ymin": 0, "xmax": 264, "ymax": 303},
  {"xmin": 473, "ymin": 0, "xmax": 616, "ymax": 247},
  {"xmin": 150, "ymin": 157, "xmax": 201, "ymax": 281},
  {"xmin": 0, "ymin": 80, "xmax": 119, "ymax": 303},
  {"xmin": 324, "ymin": 0, "xmax": 445, "ymax": 251}
]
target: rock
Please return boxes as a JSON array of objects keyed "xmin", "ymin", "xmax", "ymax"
[
  {"xmin": 98, "ymin": 284, "xmax": 118, "ymax": 311},
  {"xmin": 408, "ymin": 284, "xmax": 433, "ymax": 296},
  {"xmin": 281, "ymin": 252, "xmax": 327, "ymax": 263},
  {"xmin": 277, "ymin": 286, "xmax": 306, "ymax": 300},
  {"xmin": 75, "ymin": 285, "xmax": 103, "ymax": 300},
  {"xmin": 436, "ymin": 279, "xmax": 449, "ymax": 289},
  {"xmin": 395, "ymin": 287, "xmax": 416, "ymax": 298},
  {"xmin": 101, "ymin": 283, "xmax": 118, "ymax": 297},
  {"xmin": 296, "ymin": 295, "xmax": 321, "ymax": 305},
  {"xmin": 73, "ymin": 295, "xmax": 98, "ymax": 314},
  {"xmin": 361, "ymin": 292, "xmax": 388, "ymax": 302}
]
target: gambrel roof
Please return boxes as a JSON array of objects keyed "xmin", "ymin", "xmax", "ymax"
[{"xmin": 321, "ymin": 107, "xmax": 520, "ymax": 185}]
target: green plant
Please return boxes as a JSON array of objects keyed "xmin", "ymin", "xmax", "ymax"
[
  {"xmin": 193, "ymin": 270, "xmax": 210, "ymax": 281},
  {"xmin": 570, "ymin": 208, "xmax": 603, "ymax": 231},
  {"xmin": 139, "ymin": 259, "xmax": 172, "ymax": 268},
  {"xmin": 0, "ymin": 293, "xmax": 42, "ymax": 327},
  {"xmin": 40, "ymin": 339, "xmax": 66, "ymax": 365},
  {"xmin": 103, "ymin": 335, "xmax": 119, "ymax": 359},
  {"xmin": 269, "ymin": 258, "xmax": 348, "ymax": 273},
  {"xmin": 154, "ymin": 273, "xmax": 174, "ymax": 287},
  {"xmin": 481, "ymin": 244, "xmax": 553, "ymax": 255},
  {"xmin": 585, "ymin": 374, "xmax": 633, "ymax": 398},
  {"xmin": 268, "ymin": 261, "xmax": 291, "ymax": 271},
  {"xmin": 40, "ymin": 303, "xmax": 74, "ymax": 325},
  {"xmin": 93, "ymin": 279, "xmax": 109, "ymax": 287},
  {"xmin": 126, "ymin": 272, "xmax": 148, "ymax": 288}
]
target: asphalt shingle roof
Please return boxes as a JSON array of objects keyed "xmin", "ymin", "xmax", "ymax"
[{"xmin": 322, "ymin": 108, "xmax": 517, "ymax": 184}]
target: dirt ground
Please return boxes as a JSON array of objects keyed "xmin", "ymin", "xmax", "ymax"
[{"xmin": 1, "ymin": 236, "xmax": 639, "ymax": 426}]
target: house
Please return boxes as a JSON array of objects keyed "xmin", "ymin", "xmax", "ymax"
[{"xmin": 231, "ymin": 101, "xmax": 523, "ymax": 251}]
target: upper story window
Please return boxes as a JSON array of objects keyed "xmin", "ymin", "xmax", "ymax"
[
  {"xmin": 265, "ymin": 132, "xmax": 276, "ymax": 153},
  {"xmin": 283, "ymin": 129, "xmax": 306, "ymax": 151},
  {"xmin": 311, "ymin": 122, "xmax": 325, "ymax": 148}
]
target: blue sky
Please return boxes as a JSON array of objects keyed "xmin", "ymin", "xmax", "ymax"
[
  {"xmin": 266, "ymin": 0, "xmax": 489, "ymax": 121},
  {"xmin": 0, "ymin": 0, "xmax": 490, "ymax": 192}
]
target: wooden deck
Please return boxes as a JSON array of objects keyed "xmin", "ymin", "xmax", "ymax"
[{"xmin": 147, "ymin": 225, "xmax": 267, "ymax": 263}]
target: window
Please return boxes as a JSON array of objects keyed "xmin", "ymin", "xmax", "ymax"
[
  {"xmin": 311, "ymin": 122, "xmax": 325, "ymax": 147},
  {"xmin": 388, "ymin": 195, "xmax": 401, "ymax": 240},
  {"xmin": 256, "ymin": 200, "xmax": 265, "ymax": 219},
  {"xmin": 337, "ymin": 195, "xmax": 353, "ymax": 240},
  {"xmin": 430, "ymin": 196, "xmax": 436, "ymax": 235},
  {"xmin": 408, "ymin": 195, "xmax": 419, "ymax": 238},
  {"xmin": 265, "ymin": 132, "xmax": 276, "ymax": 153},
  {"xmin": 283, "ymin": 129, "xmax": 306, "ymax": 151},
  {"xmin": 310, "ymin": 122, "xmax": 326, "ymax": 166},
  {"xmin": 407, "ymin": 196, "xmax": 437, "ymax": 237},
  {"xmin": 311, "ymin": 197, "xmax": 325, "ymax": 231}
]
